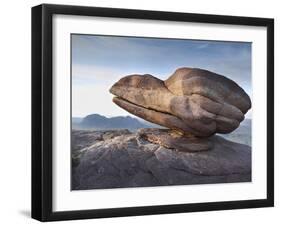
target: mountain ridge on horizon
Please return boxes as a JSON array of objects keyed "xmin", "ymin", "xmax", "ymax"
[
  {"xmin": 72, "ymin": 113, "xmax": 159, "ymax": 131},
  {"xmin": 72, "ymin": 113, "xmax": 251, "ymax": 146}
]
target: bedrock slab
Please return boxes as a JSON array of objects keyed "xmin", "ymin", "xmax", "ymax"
[{"xmin": 72, "ymin": 129, "xmax": 251, "ymax": 190}]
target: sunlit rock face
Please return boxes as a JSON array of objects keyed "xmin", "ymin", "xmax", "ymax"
[{"xmin": 110, "ymin": 67, "xmax": 251, "ymax": 138}]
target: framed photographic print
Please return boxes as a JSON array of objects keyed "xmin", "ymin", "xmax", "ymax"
[{"xmin": 32, "ymin": 4, "xmax": 274, "ymax": 221}]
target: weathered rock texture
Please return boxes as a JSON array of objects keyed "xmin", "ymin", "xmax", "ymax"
[
  {"xmin": 72, "ymin": 129, "xmax": 251, "ymax": 190},
  {"xmin": 138, "ymin": 128, "xmax": 213, "ymax": 152},
  {"xmin": 110, "ymin": 67, "xmax": 251, "ymax": 137}
]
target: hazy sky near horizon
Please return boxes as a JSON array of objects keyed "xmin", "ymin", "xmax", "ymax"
[{"xmin": 72, "ymin": 34, "xmax": 252, "ymax": 118}]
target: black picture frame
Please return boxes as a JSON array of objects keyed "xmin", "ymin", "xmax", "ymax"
[{"xmin": 32, "ymin": 3, "xmax": 274, "ymax": 222}]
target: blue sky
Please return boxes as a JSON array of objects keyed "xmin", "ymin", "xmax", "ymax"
[{"xmin": 72, "ymin": 34, "xmax": 252, "ymax": 118}]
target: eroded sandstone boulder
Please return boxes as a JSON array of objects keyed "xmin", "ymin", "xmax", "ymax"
[{"xmin": 110, "ymin": 67, "xmax": 251, "ymax": 137}]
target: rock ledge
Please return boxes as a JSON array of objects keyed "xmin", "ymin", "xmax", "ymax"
[{"xmin": 72, "ymin": 129, "xmax": 251, "ymax": 190}]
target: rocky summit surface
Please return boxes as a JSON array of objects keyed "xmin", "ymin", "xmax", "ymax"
[{"xmin": 72, "ymin": 129, "xmax": 251, "ymax": 190}]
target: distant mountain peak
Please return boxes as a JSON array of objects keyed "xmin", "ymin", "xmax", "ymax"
[
  {"xmin": 84, "ymin": 113, "xmax": 106, "ymax": 119},
  {"xmin": 73, "ymin": 113, "xmax": 152, "ymax": 131}
]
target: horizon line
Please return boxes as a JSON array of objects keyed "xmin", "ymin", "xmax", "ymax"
[{"xmin": 72, "ymin": 113, "xmax": 252, "ymax": 120}]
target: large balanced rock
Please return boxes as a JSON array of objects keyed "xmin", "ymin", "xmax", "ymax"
[
  {"xmin": 110, "ymin": 67, "xmax": 251, "ymax": 137},
  {"xmin": 72, "ymin": 129, "xmax": 251, "ymax": 190}
]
